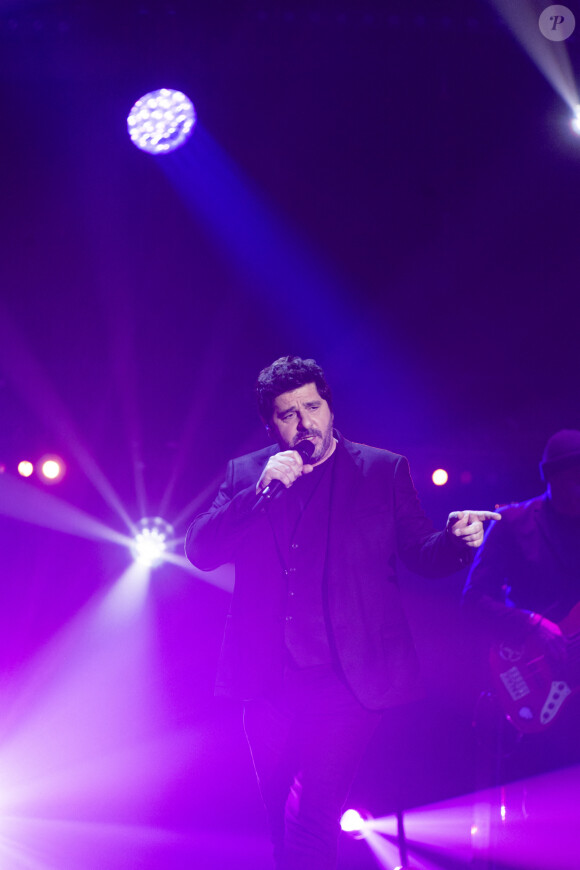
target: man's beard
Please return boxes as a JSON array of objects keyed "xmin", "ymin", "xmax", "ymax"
[{"xmin": 291, "ymin": 426, "xmax": 334, "ymax": 463}]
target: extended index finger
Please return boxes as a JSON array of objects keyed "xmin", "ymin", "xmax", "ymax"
[{"xmin": 467, "ymin": 511, "xmax": 502, "ymax": 522}]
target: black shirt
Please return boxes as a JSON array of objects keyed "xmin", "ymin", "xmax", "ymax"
[{"xmin": 270, "ymin": 450, "xmax": 336, "ymax": 666}]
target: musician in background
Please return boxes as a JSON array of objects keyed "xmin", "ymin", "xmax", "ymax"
[{"xmin": 463, "ymin": 429, "xmax": 580, "ymax": 771}]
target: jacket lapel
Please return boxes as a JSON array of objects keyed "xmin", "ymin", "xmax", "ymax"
[{"xmin": 326, "ymin": 435, "xmax": 363, "ymax": 575}]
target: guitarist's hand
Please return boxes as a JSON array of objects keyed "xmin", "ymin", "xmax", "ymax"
[{"xmin": 528, "ymin": 612, "xmax": 567, "ymax": 661}]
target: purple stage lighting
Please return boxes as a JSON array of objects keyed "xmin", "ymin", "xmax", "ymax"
[
  {"xmin": 127, "ymin": 89, "xmax": 196, "ymax": 155},
  {"xmin": 571, "ymin": 105, "xmax": 580, "ymax": 134},
  {"xmin": 131, "ymin": 516, "xmax": 174, "ymax": 568}
]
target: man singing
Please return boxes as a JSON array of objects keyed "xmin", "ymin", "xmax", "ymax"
[{"xmin": 185, "ymin": 355, "xmax": 499, "ymax": 870}]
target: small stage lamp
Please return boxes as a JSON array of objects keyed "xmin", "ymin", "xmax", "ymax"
[
  {"xmin": 432, "ymin": 468, "xmax": 449, "ymax": 486},
  {"xmin": 127, "ymin": 88, "xmax": 196, "ymax": 154},
  {"xmin": 39, "ymin": 455, "xmax": 66, "ymax": 483},
  {"xmin": 17, "ymin": 460, "xmax": 34, "ymax": 477},
  {"xmin": 571, "ymin": 105, "xmax": 580, "ymax": 135},
  {"xmin": 340, "ymin": 808, "xmax": 368, "ymax": 838},
  {"xmin": 131, "ymin": 517, "xmax": 175, "ymax": 568}
]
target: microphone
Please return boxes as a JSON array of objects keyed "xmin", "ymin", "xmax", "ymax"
[{"xmin": 255, "ymin": 439, "xmax": 316, "ymax": 508}]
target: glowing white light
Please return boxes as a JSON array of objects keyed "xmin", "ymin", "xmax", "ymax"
[
  {"xmin": 127, "ymin": 89, "xmax": 196, "ymax": 155},
  {"xmin": 571, "ymin": 105, "xmax": 580, "ymax": 134},
  {"xmin": 500, "ymin": 803, "xmax": 506, "ymax": 822},
  {"xmin": 39, "ymin": 456, "xmax": 66, "ymax": 483},
  {"xmin": 340, "ymin": 808, "xmax": 366, "ymax": 832},
  {"xmin": 17, "ymin": 460, "xmax": 34, "ymax": 477},
  {"xmin": 432, "ymin": 468, "xmax": 449, "ymax": 486},
  {"xmin": 42, "ymin": 460, "xmax": 61, "ymax": 479},
  {"xmin": 131, "ymin": 517, "xmax": 174, "ymax": 568}
]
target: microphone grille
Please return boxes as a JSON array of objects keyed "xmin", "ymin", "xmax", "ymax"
[{"xmin": 295, "ymin": 440, "xmax": 315, "ymax": 462}]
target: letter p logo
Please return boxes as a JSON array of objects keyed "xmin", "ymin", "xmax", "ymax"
[{"xmin": 539, "ymin": 5, "xmax": 576, "ymax": 41}]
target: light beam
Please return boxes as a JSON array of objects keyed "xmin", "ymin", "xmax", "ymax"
[{"xmin": 491, "ymin": 0, "xmax": 579, "ymax": 113}]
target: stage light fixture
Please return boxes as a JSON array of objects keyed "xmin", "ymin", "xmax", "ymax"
[
  {"xmin": 432, "ymin": 468, "xmax": 449, "ymax": 486},
  {"xmin": 39, "ymin": 455, "xmax": 66, "ymax": 483},
  {"xmin": 17, "ymin": 460, "xmax": 34, "ymax": 477},
  {"xmin": 127, "ymin": 88, "xmax": 196, "ymax": 155},
  {"xmin": 571, "ymin": 105, "xmax": 580, "ymax": 134},
  {"xmin": 340, "ymin": 808, "xmax": 367, "ymax": 834},
  {"xmin": 131, "ymin": 517, "xmax": 175, "ymax": 568},
  {"xmin": 42, "ymin": 460, "xmax": 60, "ymax": 479}
]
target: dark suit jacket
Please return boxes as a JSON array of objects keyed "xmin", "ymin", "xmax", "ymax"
[{"xmin": 185, "ymin": 433, "xmax": 470, "ymax": 710}]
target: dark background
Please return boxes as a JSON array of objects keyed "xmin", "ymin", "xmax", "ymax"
[{"xmin": 0, "ymin": 1, "xmax": 579, "ymax": 868}]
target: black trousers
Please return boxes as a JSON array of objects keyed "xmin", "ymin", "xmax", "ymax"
[{"xmin": 243, "ymin": 662, "xmax": 382, "ymax": 870}]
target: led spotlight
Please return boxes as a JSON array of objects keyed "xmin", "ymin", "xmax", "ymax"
[
  {"xmin": 341, "ymin": 808, "xmax": 364, "ymax": 831},
  {"xmin": 571, "ymin": 105, "xmax": 580, "ymax": 135},
  {"xmin": 131, "ymin": 517, "xmax": 174, "ymax": 568},
  {"xmin": 17, "ymin": 460, "xmax": 34, "ymax": 477},
  {"xmin": 127, "ymin": 88, "xmax": 196, "ymax": 154},
  {"xmin": 432, "ymin": 468, "xmax": 449, "ymax": 486},
  {"xmin": 340, "ymin": 808, "xmax": 369, "ymax": 838},
  {"xmin": 39, "ymin": 455, "xmax": 66, "ymax": 483}
]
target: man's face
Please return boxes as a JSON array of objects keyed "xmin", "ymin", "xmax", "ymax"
[
  {"xmin": 548, "ymin": 466, "xmax": 580, "ymax": 518},
  {"xmin": 269, "ymin": 382, "xmax": 334, "ymax": 464}
]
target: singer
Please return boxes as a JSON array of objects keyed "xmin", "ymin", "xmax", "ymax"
[{"xmin": 185, "ymin": 355, "xmax": 499, "ymax": 870}]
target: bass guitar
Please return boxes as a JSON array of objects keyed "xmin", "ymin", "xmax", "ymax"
[{"xmin": 489, "ymin": 603, "xmax": 580, "ymax": 734}]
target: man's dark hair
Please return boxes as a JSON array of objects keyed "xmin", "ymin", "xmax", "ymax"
[{"xmin": 256, "ymin": 356, "xmax": 333, "ymax": 422}]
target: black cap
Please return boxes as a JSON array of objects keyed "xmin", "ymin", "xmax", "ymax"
[{"xmin": 539, "ymin": 429, "xmax": 580, "ymax": 482}]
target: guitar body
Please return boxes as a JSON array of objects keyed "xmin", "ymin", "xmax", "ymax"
[{"xmin": 489, "ymin": 603, "xmax": 580, "ymax": 734}]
